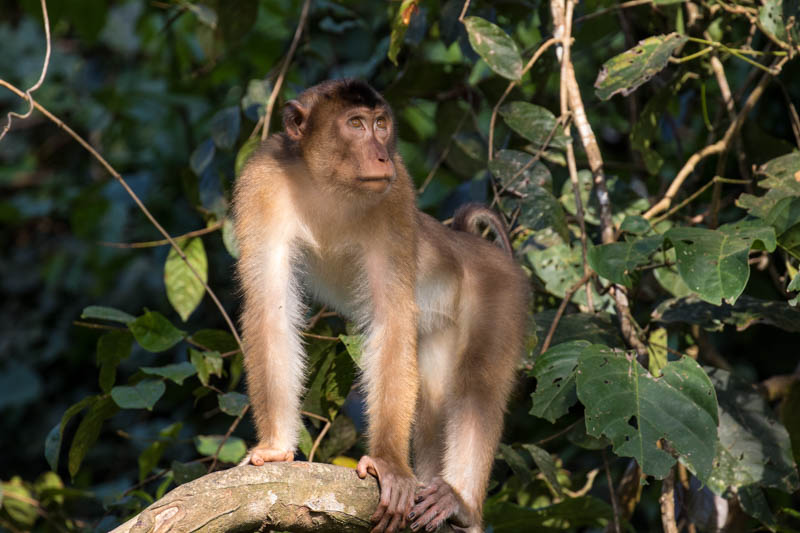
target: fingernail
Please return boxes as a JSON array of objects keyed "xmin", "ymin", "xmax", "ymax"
[
  {"xmin": 410, "ymin": 523, "xmax": 418, "ymax": 531},
  {"xmin": 408, "ymin": 512, "xmax": 415, "ymax": 519}
]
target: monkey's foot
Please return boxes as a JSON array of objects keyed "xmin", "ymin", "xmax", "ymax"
[
  {"xmin": 409, "ymin": 477, "xmax": 473, "ymax": 532},
  {"xmin": 357, "ymin": 455, "xmax": 417, "ymax": 533},
  {"xmin": 245, "ymin": 446, "xmax": 294, "ymax": 466}
]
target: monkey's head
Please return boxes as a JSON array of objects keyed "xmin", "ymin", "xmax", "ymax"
[{"xmin": 282, "ymin": 79, "xmax": 397, "ymax": 195}]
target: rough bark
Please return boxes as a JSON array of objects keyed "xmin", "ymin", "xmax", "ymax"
[{"xmin": 110, "ymin": 463, "xmax": 383, "ymax": 533}]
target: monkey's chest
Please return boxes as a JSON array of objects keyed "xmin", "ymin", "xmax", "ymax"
[{"xmin": 300, "ymin": 247, "xmax": 366, "ymax": 317}]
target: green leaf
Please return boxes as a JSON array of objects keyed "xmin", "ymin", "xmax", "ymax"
[
  {"xmin": 587, "ymin": 236, "xmax": 663, "ymax": 287},
  {"xmin": 221, "ymin": 216, "xmax": 240, "ymax": 259},
  {"xmin": 339, "ymin": 334, "xmax": 364, "ymax": 369},
  {"xmin": 388, "ymin": 0, "xmax": 419, "ymax": 65},
  {"xmin": 241, "ymin": 79, "xmax": 271, "ymax": 121},
  {"xmin": 463, "ymin": 16, "xmax": 522, "ymax": 80},
  {"xmin": 665, "ymin": 220, "xmax": 777, "ymax": 305},
  {"xmin": 499, "ymin": 102, "xmax": 570, "ymax": 150},
  {"xmin": 647, "ymin": 327, "xmax": 668, "ymax": 377},
  {"xmin": 527, "ymin": 312, "xmax": 626, "ymax": 364},
  {"xmin": 577, "ymin": 346, "xmax": 718, "ymax": 480},
  {"xmin": 653, "ymin": 248, "xmax": 693, "ymax": 298},
  {"xmin": 498, "ymin": 444, "xmax": 533, "ymax": 485},
  {"xmin": 303, "ymin": 342, "xmax": 356, "ymax": 420},
  {"xmin": 81, "ymin": 305, "xmax": 135, "ymax": 324},
  {"xmin": 129, "ymin": 310, "xmax": 185, "ymax": 352},
  {"xmin": 529, "ymin": 341, "xmax": 584, "ymax": 423},
  {"xmin": 315, "ymin": 415, "xmax": 359, "ymax": 462},
  {"xmin": 209, "ymin": 106, "xmax": 241, "ymax": 150},
  {"xmin": 164, "ymin": 237, "xmax": 208, "ymax": 322},
  {"xmin": 489, "ymin": 149, "xmax": 553, "ymax": 191},
  {"xmin": 45, "ymin": 396, "xmax": 97, "ymax": 472},
  {"xmin": 190, "ymin": 349, "xmax": 224, "ymax": 387},
  {"xmin": 652, "ymin": 295, "xmax": 800, "ymax": 333},
  {"xmin": 171, "ymin": 460, "xmax": 207, "ymax": 485},
  {"xmin": 522, "ymin": 443, "xmax": 563, "ymax": 497},
  {"xmin": 194, "ymin": 435, "xmax": 247, "ymax": 464},
  {"xmin": 1, "ymin": 478, "xmax": 37, "ymax": 528},
  {"xmin": 96, "ymin": 330, "xmax": 133, "ymax": 393},
  {"xmin": 190, "ymin": 329, "xmax": 239, "ymax": 353},
  {"xmin": 484, "ymin": 497, "xmax": 615, "ymax": 532},
  {"xmin": 298, "ymin": 426, "xmax": 314, "ymax": 458},
  {"xmin": 138, "ymin": 422, "xmax": 182, "ymax": 482},
  {"xmin": 758, "ymin": 0, "xmax": 799, "ymax": 46},
  {"xmin": 68, "ymin": 397, "xmax": 119, "ymax": 478},
  {"xmin": 620, "ymin": 215, "xmax": 652, "ymax": 235},
  {"xmin": 595, "ymin": 33, "xmax": 688, "ymax": 100},
  {"xmin": 111, "ymin": 380, "xmax": 166, "ymax": 411},
  {"xmin": 705, "ymin": 368, "xmax": 799, "ymax": 495},
  {"xmin": 218, "ymin": 392, "xmax": 248, "ymax": 416},
  {"xmin": 738, "ymin": 485, "xmax": 777, "ymax": 528},
  {"xmin": 141, "ymin": 362, "xmax": 197, "ymax": 385}
]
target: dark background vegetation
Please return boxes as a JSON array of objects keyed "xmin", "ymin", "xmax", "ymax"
[{"xmin": 1, "ymin": 0, "xmax": 799, "ymax": 531}]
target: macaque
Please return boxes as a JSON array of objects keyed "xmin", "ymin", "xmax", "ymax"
[{"xmin": 233, "ymin": 79, "xmax": 529, "ymax": 533}]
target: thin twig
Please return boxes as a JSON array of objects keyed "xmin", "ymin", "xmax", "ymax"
[
  {"xmin": 0, "ymin": 80, "xmax": 245, "ymax": 354},
  {"xmin": 458, "ymin": 0, "xmax": 471, "ymax": 21},
  {"xmin": 535, "ymin": 420, "xmax": 581, "ymax": 446},
  {"xmin": 488, "ymin": 38, "xmax": 558, "ymax": 161},
  {"xmin": 209, "ymin": 404, "xmax": 250, "ymax": 473},
  {"xmin": 538, "ymin": 271, "xmax": 592, "ymax": 356},
  {"xmin": 0, "ymin": 0, "xmax": 50, "ymax": 141},
  {"xmin": 644, "ymin": 56, "xmax": 788, "ymax": 219},
  {"xmin": 73, "ymin": 320, "xmax": 127, "ymax": 331},
  {"xmin": 260, "ymin": 0, "xmax": 312, "ymax": 141},
  {"xmin": 659, "ymin": 466, "xmax": 679, "ymax": 533},
  {"xmin": 300, "ymin": 411, "xmax": 332, "ymax": 462},
  {"xmin": 562, "ymin": 468, "xmax": 600, "ymax": 499},
  {"xmin": 574, "ymin": 0, "xmax": 663, "ymax": 23},
  {"xmin": 603, "ymin": 449, "xmax": 622, "ymax": 533},
  {"xmin": 99, "ymin": 222, "xmax": 223, "ymax": 249},
  {"xmin": 651, "ymin": 176, "xmax": 749, "ymax": 225}
]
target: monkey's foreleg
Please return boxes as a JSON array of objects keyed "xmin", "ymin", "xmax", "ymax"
[{"xmin": 240, "ymin": 242, "xmax": 306, "ymax": 465}]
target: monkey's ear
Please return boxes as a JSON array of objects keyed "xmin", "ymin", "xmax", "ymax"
[{"xmin": 283, "ymin": 100, "xmax": 308, "ymax": 141}]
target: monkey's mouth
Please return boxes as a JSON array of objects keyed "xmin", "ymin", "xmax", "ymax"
[{"xmin": 356, "ymin": 177, "xmax": 392, "ymax": 183}]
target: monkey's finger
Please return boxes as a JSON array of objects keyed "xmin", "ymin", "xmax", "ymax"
[
  {"xmin": 411, "ymin": 504, "xmax": 445, "ymax": 532},
  {"xmin": 371, "ymin": 483, "xmax": 393, "ymax": 522},
  {"xmin": 424, "ymin": 509, "xmax": 448, "ymax": 532},
  {"xmin": 370, "ymin": 506, "xmax": 393, "ymax": 533},
  {"xmin": 408, "ymin": 495, "xmax": 435, "ymax": 522}
]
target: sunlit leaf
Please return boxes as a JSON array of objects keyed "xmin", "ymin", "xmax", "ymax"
[
  {"xmin": 164, "ymin": 237, "xmax": 208, "ymax": 322},
  {"xmin": 141, "ymin": 362, "xmax": 197, "ymax": 385},
  {"xmin": 194, "ymin": 435, "xmax": 247, "ymax": 464},
  {"xmin": 595, "ymin": 33, "xmax": 688, "ymax": 100},
  {"xmin": 388, "ymin": 0, "xmax": 419, "ymax": 65},
  {"xmin": 463, "ymin": 16, "xmax": 522, "ymax": 80}
]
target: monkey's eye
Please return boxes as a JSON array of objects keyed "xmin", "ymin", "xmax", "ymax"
[
  {"xmin": 375, "ymin": 117, "xmax": 388, "ymax": 130},
  {"xmin": 348, "ymin": 117, "xmax": 363, "ymax": 129}
]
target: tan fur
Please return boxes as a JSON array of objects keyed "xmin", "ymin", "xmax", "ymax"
[{"xmin": 233, "ymin": 80, "xmax": 529, "ymax": 533}]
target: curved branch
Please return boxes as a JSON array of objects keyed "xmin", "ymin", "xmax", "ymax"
[{"xmin": 111, "ymin": 463, "xmax": 456, "ymax": 533}]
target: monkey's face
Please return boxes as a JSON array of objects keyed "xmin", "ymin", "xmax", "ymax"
[{"xmin": 331, "ymin": 106, "xmax": 396, "ymax": 194}]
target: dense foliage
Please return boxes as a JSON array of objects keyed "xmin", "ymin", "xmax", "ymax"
[{"xmin": 1, "ymin": 0, "xmax": 799, "ymax": 531}]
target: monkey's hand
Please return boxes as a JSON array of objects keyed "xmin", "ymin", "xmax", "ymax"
[
  {"xmin": 245, "ymin": 445, "xmax": 294, "ymax": 466},
  {"xmin": 357, "ymin": 455, "xmax": 417, "ymax": 533},
  {"xmin": 408, "ymin": 477, "xmax": 473, "ymax": 532}
]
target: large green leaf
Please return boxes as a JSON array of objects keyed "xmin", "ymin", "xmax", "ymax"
[
  {"xmin": 129, "ymin": 310, "xmax": 186, "ymax": 352},
  {"xmin": 499, "ymin": 102, "xmax": 570, "ymax": 150},
  {"xmin": 489, "ymin": 150, "xmax": 553, "ymax": 191},
  {"xmin": 705, "ymin": 368, "xmax": 800, "ymax": 495},
  {"xmin": 527, "ymin": 311, "xmax": 625, "ymax": 362},
  {"xmin": 68, "ymin": 397, "xmax": 119, "ymax": 478},
  {"xmin": 594, "ymin": 33, "xmax": 688, "ymax": 100},
  {"xmin": 587, "ymin": 236, "xmax": 663, "ymax": 287},
  {"xmin": 463, "ymin": 16, "xmax": 522, "ymax": 80},
  {"xmin": 529, "ymin": 341, "xmax": 584, "ymax": 423},
  {"xmin": 164, "ymin": 237, "xmax": 208, "ymax": 322},
  {"xmin": 737, "ymin": 152, "xmax": 800, "ymax": 218},
  {"xmin": 652, "ymin": 295, "xmax": 800, "ymax": 333},
  {"xmin": 665, "ymin": 220, "xmax": 777, "ymax": 305},
  {"xmin": 111, "ymin": 380, "xmax": 166, "ymax": 411},
  {"xmin": 218, "ymin": 392, "xmax": 248, "ymax": 416},
  {"xmin": 577, "ymin": 345, "xmax": 719, "ymax": 480},
  {"xmin": 190, "ymin": 349, "xmax": 223, "ymax": 387}
]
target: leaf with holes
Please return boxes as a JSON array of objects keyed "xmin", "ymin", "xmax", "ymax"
[
  {"xmin": 576, "ymin": 345, "xmax": 718, "ymax": 480},
  {"xmin": 705, "ymin": 368, "xmax": 800, "ymax": 495},
  {"xmin": 665, "ymin": 220, "xmax": 776, "ymax": 305},
  {"xmin": 499, "ymin": 102, "xmax": 570, "ymax": 150},
  {"xmin": 529, "ymin": 341, "xmax": 585, "ymax": 423},
  {"xmin": 595, "ymin": 33, "xmax": 687, "ymax": 100},
  {"xmin": 164, "ymin": 237, "xmax": 208, "ymax": 322},
  {"xmin": 652, "ymin": 295, "xmax": 800, "ymax": 333},
  {"xmin": 463, "ymin": 16, "xmax": 522, "ymax": 80},
  {"xmin": 587, "ymin": 236, "xmax": 663, "ymax": 287}
]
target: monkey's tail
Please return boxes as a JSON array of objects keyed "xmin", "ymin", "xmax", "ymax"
[{"xmin": 452, "ymin": 204, "xmax": 514, "ymax": 257}]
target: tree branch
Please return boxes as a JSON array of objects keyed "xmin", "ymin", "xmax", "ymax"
[{"xmin": 110, "ymin": 463, "xmax": 454, "ymax": 533}]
